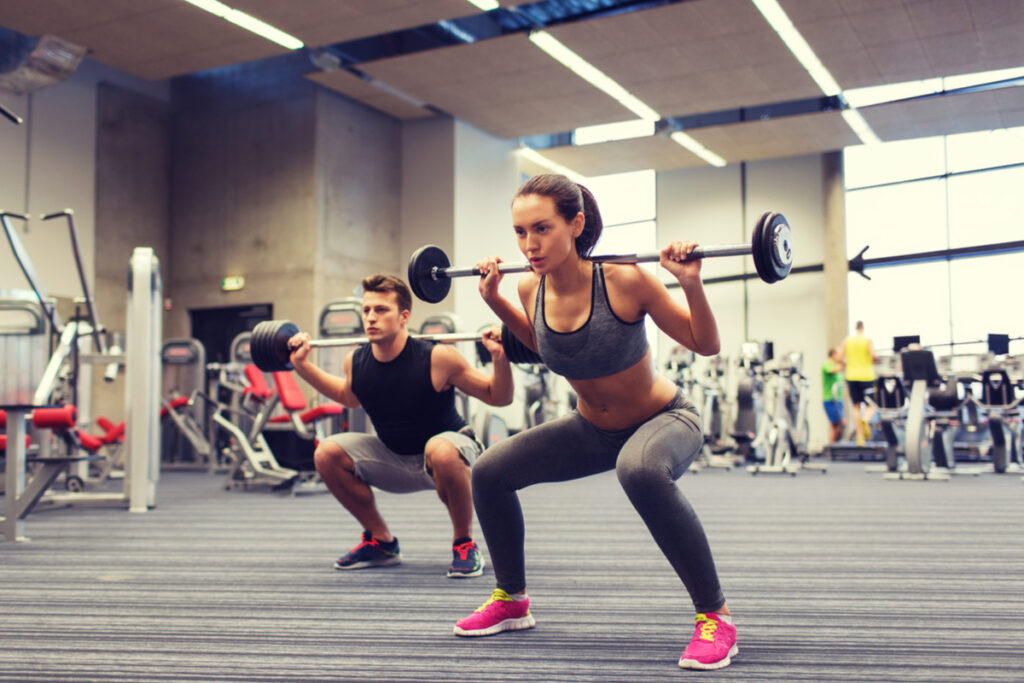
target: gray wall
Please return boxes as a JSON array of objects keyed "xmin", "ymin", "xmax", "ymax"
[
  {"xmin": 168, "ymin": 74, "xmax": 318, "ymax": 339},
  {"xmin": 400, "ymin": 116, "xmax": 456, "ymax": 329},
  {"xmin": 93, "ymin": 83, "xmax": 171, "ymax": 422},
  {"xmin": 0, "ymin": 59, "xmax": 168, "ymax": 300},
  {"xmin": 314, "ymin": 88, "xmax": 402, "ymax": 321},
  {"xmin": 1, "ymin": 58, "xmax": 169, "ymax": 426}
]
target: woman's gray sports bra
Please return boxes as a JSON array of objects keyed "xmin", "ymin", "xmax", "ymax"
[{"xmin": 532, "ymin": 263, "xmax": 649, "ymax": 380}]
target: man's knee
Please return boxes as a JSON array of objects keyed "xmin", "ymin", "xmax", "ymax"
[
  {"xmin": 314, "ymin": 441, "xmax": 354, "ymax": 476},
  {"xmin": 425, "ymin": 437, "xmax": 468, "ymax": 476}
]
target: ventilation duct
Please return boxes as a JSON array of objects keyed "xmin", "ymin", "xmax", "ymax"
[{"xmin": 0, "ymin": 30, "xmax": 86, "ymax": 95}]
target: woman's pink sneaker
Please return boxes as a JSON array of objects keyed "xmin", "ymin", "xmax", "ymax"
[
  {"xmin": 678, "ymin": 613, "xmax": 738, "ymax": 670},
  {"xmin": 453, "ymin": 589, "xmax": 536, "ymax": 636}
]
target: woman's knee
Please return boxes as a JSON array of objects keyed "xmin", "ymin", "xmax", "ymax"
[
  {"xmin": 615, "ymin": 452, "xmax": 667, "ymax": 494},
  {"xmin": 471, "ymin": 446, "xmax": 513, "ymax": 491}
]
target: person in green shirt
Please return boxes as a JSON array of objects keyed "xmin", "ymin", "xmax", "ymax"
[{"xmin": 822, "ymin": 347, "xmax": 845, "ymax": 443}]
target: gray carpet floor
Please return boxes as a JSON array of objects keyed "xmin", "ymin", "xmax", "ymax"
[{"xmin": 2, "ymin": 460, "xmax": 1023, "ymax": 682}]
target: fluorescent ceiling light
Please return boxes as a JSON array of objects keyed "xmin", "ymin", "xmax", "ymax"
[
  {"xmin": 844, "ymin": 66, "xmax": 1024, "ymax": 109},
  {"xmin": 465, "ymin": 0, "xmax": 500, "ymax": 10},
  {"xmin": 529, "ymin": 30, "xmax": 661, "ymax": 122},
  {"xmin": 516, "ymin": 147, "xmax": 587, "ymax": 183},
  {"xmin": 840, "ymin": 110, "xmax": 880, "ymax": 145},
  {"xmin": 182, "ymin": 0, "xmax": 303, "ymax": 50},
  {"xmin": 751, "ymin": 0, "xmax": 878, "ymax": 145},
  {"xmin": 945, "ymin": 66, "xmax": 1024, "ymax": 90},
  {"xmin": 574, "ymin": 119, "xmax": 655, "ymax": 145},
  {"xmin": 670, "ymin": 131, "xmax": 727, "ymax": 167},
  {"xmin": 751, "ymin": 0, "xmax": 839, "ymax": 96},
  {"xmin": 844, "ymin": 79, "xmax": 943, "ymax": 108}
]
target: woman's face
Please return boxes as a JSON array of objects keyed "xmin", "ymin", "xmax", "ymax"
[{"xmin": 511, "ymin": 193, "xmax": 583, "ymax": 275}]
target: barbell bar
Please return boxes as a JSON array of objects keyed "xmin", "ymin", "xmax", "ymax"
[
  {"xmin": 408, "ymin": 211, "xmax": 793, "ymax": 303},
  {"xmin": 249, "ymin": 319, "xmax": 542, "ymax": 372}
]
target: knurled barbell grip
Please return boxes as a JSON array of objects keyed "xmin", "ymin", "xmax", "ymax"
[{"xmin": 435, "ymin": 243, "xmax": 753, "ymax": 280}]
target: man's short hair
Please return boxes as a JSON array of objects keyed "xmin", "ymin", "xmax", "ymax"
[{"xmin": 362, "ymin": 274, "xmax": 413, "ymax": 313}]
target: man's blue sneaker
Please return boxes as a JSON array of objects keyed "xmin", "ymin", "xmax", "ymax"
[
  {"xmin": 334, "ymin": 531, "xmax": 401, "ymax": 570},
  {"xmin": 447, "ymin": 539, "xmax": 485, "ymax": 578}
]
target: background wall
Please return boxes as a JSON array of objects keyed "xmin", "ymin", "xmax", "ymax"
[
  {"xmin": 314, "ymin": 88, "xmax": 402, "ymax": 323},
  {"xmin": 1, "ymin": 58, "xmax": 169, "ymax": 425},
  {"xmin": 168, "ymin": 66, "xmax": 318, "ymax": 342},
  {"xmin": 658, "ymin": 154, "xmax": 834, "ymax": 452},
  {"xmin": 397, "ymin": 115, "xmax": 458, "ymax": 334},
  {"xmin": 0, "ymin": 59, "xmax": 168, "ymax": 300}
]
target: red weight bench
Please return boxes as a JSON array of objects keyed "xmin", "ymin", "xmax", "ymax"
[
  {"xmin": 265, "ymin": 370, "xmax": 345, "ymax": 441},
  {"xmin": 1, "ymin": 404, "xmax": 102, "ymax": 541}
]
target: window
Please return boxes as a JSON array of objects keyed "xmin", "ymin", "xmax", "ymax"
[{"xmin": 844, "ymin": 127, "xmax": 1024, "ymax": 349}]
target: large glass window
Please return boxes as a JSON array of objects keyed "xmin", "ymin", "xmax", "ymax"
[
  {"xmin": 847, "ymin": 262, "xmax": 951, "ymax": 350},
  {"xmin": 844, "ymin": 136, "xmax": 945, "ymax": 189},
  {"xmin": 844, "ymin": 179, "xmax": 947, "ymax": 257},
  {"xmin": 844, "ymin": 127, "xmax": 1024, "ymax": 349},
  {"xmin": 585, "ymin": 170, "xmax": 656, "ymax": 227},
  {"xmin": 947, "ymin": 166, "xmax": 1024, "ymax": 248}
]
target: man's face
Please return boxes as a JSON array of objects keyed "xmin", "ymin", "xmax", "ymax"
[{"xmin": 362, "ymin": 290, "xmax": 408, "ymax": 341}]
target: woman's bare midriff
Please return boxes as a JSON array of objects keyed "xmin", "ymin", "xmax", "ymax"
[{"xmin": 571, "ymin": 352, "xmax": 681, "ymax": 431}]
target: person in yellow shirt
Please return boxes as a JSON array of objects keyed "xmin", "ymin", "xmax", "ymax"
[{"xmin": 838, "ymin": 321, "xmax": 878, "ymax": 446}]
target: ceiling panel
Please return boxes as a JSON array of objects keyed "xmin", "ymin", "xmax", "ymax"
[
  {"xmin": 860, "ymin": 86, "xmax": 1024, "ymax": 141},
  {"xmin": 229, "ymin": 0, "xmax": 482, "ymax": 48},
  {"xmin": 784, "ymin": 0, "xmax": 1024, "ymax": 89},
  {"xmin": 550, "ymin": 0, "xmax": 821, "ymax": 117},
  {"xmin": 687, "ymin": 111, "xmax": 862, "ymax": 164},
  {"xmin": 305, "ymin": 69, "xmax": 434, "ymax": 120},
  {"xmin": 359, "ymin": 33, "xmax": 636, "ymax": 139},
  {"xmin": 0, "ymin": 1, "xmax": 288, "ymax": 80},
  {"xmin": 0, "ymin": 0, "xmax": 178, "ymax": 37},
  {"xmin": 533, "ymin": 136, "xmax": 708, "ymax": 177},
  {"xmin": 2, "ymin": 0, "xmax": 1021, "ymax": 171}
]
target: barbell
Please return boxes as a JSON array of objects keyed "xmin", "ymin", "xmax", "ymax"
[
  {"xmin": 248, "ymin": 319, "xmax": 542, "ymax": 372},
  {"xmin": 408, "ymin": 211, "xmax": 793, "ymax": 303}
]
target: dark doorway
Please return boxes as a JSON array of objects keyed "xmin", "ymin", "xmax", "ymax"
[{"xmin": 190, "ymin": 303, "xmax": 272, "ymax": 364}]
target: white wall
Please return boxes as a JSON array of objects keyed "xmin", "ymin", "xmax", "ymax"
[
  {"xmin": 450, "ymin": 120, "xmax": 522, "ymax": 430},
  {"xmin": 0, "ymin": 58, "xmax": 168, "ymax": 299},
  {"xmin": 451, "ymin": 120, "xmax": 520, "ymax": 332},
  {"xmin": 657, "ymin": 154, "xmax": 830, "ymax": 452}
]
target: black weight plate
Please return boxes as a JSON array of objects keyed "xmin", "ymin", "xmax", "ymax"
[
  {"xmin": 252, "ymin": 320, "xmax": 295, "ymax": 372},
  {"xmin": 272, "ymin": 321, "xmax": 301, "ymax": 371},
  {"xmin": 253, "ymin": 320, "xmax": 279, "ymax": 372},
  {"xmin": 408, "ymin": 245, "xmax": 453, "ymax": 303},
  {"xmin": 500, "ymin": 324, "xmax": 543, "ymax": 365},
  {"xmin": 750, "ymin": 211, "xmax": 771, "ymax": 283},
  {"xmin": 759, "ymin": 212, "xmax": 780, "ymax": 283},
  {"xmin": 249, "ymin": 321, "xmax": 271, "ymax": 371},
  {"xmin": 766, "ymin": 213, "xmax": 793, "ymax": 282}
]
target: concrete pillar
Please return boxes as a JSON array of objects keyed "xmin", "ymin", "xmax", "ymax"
[{"xmin": 822, "ymin": 151, "xmax": 848, "ymax": 349}]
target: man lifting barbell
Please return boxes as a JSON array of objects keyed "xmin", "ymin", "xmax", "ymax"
[{"xmin": 285, "ymin": 274, "xmax": 514, "ymax": 578}]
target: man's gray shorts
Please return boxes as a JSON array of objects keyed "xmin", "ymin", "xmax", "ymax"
[{"xmin": 321, "ymin": 430, "xmax": 482, "ymax": 493}]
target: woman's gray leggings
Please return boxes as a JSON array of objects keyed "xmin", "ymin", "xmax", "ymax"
[{"xmin": 472, "ymin": 390, "xmax": 726, "ymax": 613}]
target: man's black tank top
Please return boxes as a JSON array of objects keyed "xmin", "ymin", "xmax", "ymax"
[{"xmin": 350, "ymin": 336, "xmax": 466, "ymax": 455}]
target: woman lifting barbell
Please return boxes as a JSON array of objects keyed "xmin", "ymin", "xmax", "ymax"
[{"xmin": 452, "ymin": 174, "xmax": 738, "ymax": 671}]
